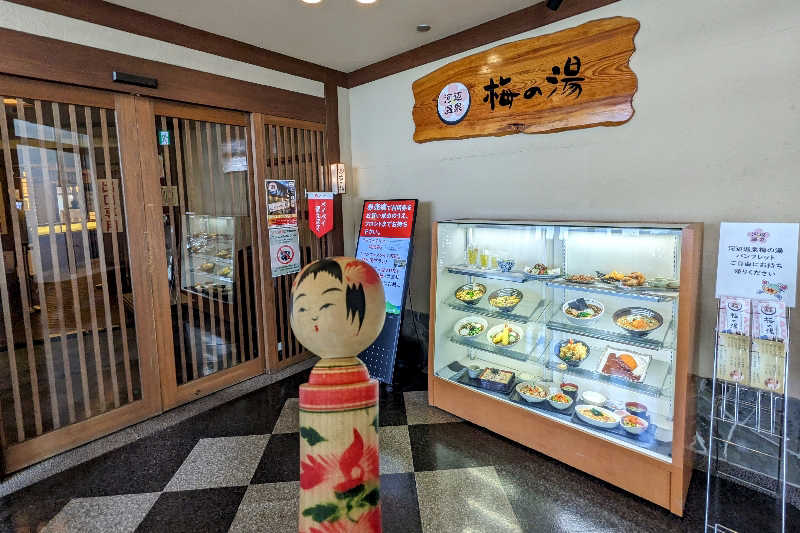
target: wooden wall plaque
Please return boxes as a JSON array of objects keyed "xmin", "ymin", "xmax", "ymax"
[{"xmin": 412, "ymin": 17, "xmax": 639, "ymax": 143}]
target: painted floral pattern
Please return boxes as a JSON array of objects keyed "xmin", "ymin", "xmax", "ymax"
[{"xmin": 300, "ymin": 428, "xmax": 380, "ymax": 533}]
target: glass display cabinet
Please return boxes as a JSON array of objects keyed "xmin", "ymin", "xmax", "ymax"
[
  {"xmin": 429, "ymin": 220, "xmax": 702, "ymax": 515},
  {"xmin": 182, "ymin": 214, "xmax": 236, "ymax": 302}
]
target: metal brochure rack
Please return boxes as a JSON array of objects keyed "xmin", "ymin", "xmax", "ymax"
[{"xmin": 704, "ymin": 303, "xmax": 792, "ymax": 532}]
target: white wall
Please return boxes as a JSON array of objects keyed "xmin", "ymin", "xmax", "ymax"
[
  {"xmin": 0, "ymin": 0, "xmax": 324, "ymax": 97},
  {"xmin": 345, "ymin": 0, "xmax": 800, "ymax": 382}
]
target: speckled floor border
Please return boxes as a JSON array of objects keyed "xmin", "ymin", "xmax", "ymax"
[{"xmin": 0, "ymin": 357, "xmax": 318, "ymax": 498}]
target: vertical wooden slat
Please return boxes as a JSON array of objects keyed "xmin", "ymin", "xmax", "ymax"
[
  {"xmin": 0, "ymin": 100, "xmax": 29, "ymax": 441},
  {"xmin": 100, "ymin": 109, "xmax": 133, "ymax": 404},
  {"xmin": 229, "ymin": 125, "xmax": 245, "ymax": 365},
  {"xmin": 269, "ymin": 125, "xmax": 284, "ymax": 360},
  {"xmin": 191, "ymin": 120, "xmax": 209, "ymax": 376},
  {"xmin": 281, "ymin": 126, "xmax": 300, "ymax": 357},
  {"xmin": 32, "ymin": 100, "xmax": 65, "ymax": 430},
  {"xmin": 69, "ymin": 104, "xmax": 101, "ymax": 418},
  {"xmin": 160, "ymin": 115, "xmax": 187, "ymax": 383},
  {"xmin": 178, "ymin": 118, "xmax": 199, "ymax": 380},
  {"xmin": 86, "ymin": 107, "xmax": 119, "ymax": 410},
  {"xmin": 202, "ymin": 122, "xmax": 220, "ymax": 371},
  {"xmin": 16, "ymin": 101, "xmax": 47, "ymax": 434},
  {"xmin": 50, "ymin": 103, "xmax": 80, "ymax": 424},
  {"xmin": 301, "ymin": 129, "xmax": 315, "ymax": 262},
  {"xmin": 161, "ymin": 116, "xmax": 187, "ymax": 383},
  {"xmin": 0, "ymin": 200, "xmax": 17, "ymax": 445},
  {"xmin": 213, "ymin": 123, "xmax": 228, "ymax": 369}
]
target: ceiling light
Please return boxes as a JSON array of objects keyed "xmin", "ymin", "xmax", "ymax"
[
  {"xmin": 355, "ymin": 0, "xmax": 378, "ymax": 4},
  {"xmin": 416, "ymin": 24, "xmax": 431, "ymax": 33},
  {"xmin": 300, "ymin": 0, "xmax": 324, "ymax": 4}
]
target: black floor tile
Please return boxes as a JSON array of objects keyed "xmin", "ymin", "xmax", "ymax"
[
  {"xmin": 495, "ymin": 458, "xmax": 688, "ymax": 533},
  {"xmin": 379, "ymin": 387, "xmax": 408, "ymax": 427},
  {"xmin": 250, "ymin": 432, "xmax": 300, "ymax": 484},
  {"xmin": 408, "ymin": 421, "xmax": 534, "ymax": 472},
  {"xmin": 135, "ymin": 486, "xmax": 247, "ymax": 533},
  {"xmin": 380, "ymin": 472, "xmax": 423, "ymax": 533}
]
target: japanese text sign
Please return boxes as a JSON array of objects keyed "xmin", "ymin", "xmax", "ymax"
[
  {"xmin": 716, "ymin": 222, "xmax": 799, "ymax": 307},
  {"xmin": 355, "ymin": 200, "xmax": 418, "ymax": 383},
  {"xmin": 269, "ymin": 226, "xmax": 301, "ymax": 277},
  {"xmin": 307, "ymin": 192, "xmax": 333, "ymax": 238},
  {"xmin": 266, "ymin": 180, "xmax": 297, "ymax": 228},
  {"xmin": 412, "ymin": 17, "xmax": 639, "ymax": 143},
  {"xmin": 97, "ymin": 178, "xmax": 122, "ymax": 232}
]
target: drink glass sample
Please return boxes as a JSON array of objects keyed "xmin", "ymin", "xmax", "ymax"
[
  {"xmin": 479, "ymin": 249, "xmax": 490, "ymax": 269},
  {"xmin": 467, "ymin": 246, "xmax": 479, "ymax": 266}
]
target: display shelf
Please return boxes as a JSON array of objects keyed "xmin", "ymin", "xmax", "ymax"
[
  {"xmin": 449, "ymin": 333, "xmax": 538, "ymax": 362},
  {"xmin": 443, "ymin": 365, "xmax": 671, "ymax": 458},
  {"xmin": 545, "ymin": 279, "xmax": 676, "ymax": 302},
  {"xmin": 188, "ymin": 253, "xmax": 233, "ymax": 265},
  {"xmin": 444, "ymin": 295, "xmax": 548, "ymax": 324},
  {"xmin": 546, "ymin": 313, "xmax": 675, "ymax": 351},
  {"xmin": 544, "ymin": 337, "xmax": 670, "ymax": 397},
  {"xmin": 446, "ymin": 264, "xmax": 530, "ymax": 283}
]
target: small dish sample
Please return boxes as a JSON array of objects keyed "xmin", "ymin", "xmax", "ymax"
[
  {"xmin": 467, "ymin": 365, "xmax": 482, "ymax": 379},
  {"xmin": 488, "ymin": 288, "xmax": 523, "ymax": 313},
  {"xmin": 576, "ymin": 404, "xmax": 620, "ymax": 429},
  {"xmin": 621, "ymin": 414, "xmax": 649, "ymax": 436},
  {"xmin": 497, "ymin": 257, "xmax": 515, "ymax": 272},
  {"xmin": 565, "ymin": 274, "xmax": 597, "ymax": 284},
  {"xmin": 454, "ymin": 316, "xmax": 489, "ymax": 337},
  {"xmin": 560, "ymin": 382, "xmax": 579, "ymax": 398},
  {"xmin": 580, "ymin": 390, "xmax": 607, "ymax": 406},
  {"xmin": 516, "ymin": 382, "xmax": 548, "ymax": 403},
  {"xmin": 548, "ymin": 392, "xmax": 574, "ymax": 410},
  {"xmin": 625, "ymin": 401, "xmax": 648, "ymax": 417},
  {"xmin": 455, "ymin": 283, "xmax": 487, "ymax": 306}
]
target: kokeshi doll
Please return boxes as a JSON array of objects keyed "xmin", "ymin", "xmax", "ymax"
[{"xmin": 290, "ymin": 257, "xmax": 386, "ymax": 533}]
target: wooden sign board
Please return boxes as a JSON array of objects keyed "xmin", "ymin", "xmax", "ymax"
[{"xmin": 412, "ymin": 17, "xmax": 639, "ymax": 143}]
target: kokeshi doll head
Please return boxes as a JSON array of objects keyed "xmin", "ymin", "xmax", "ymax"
[{"xmin": 290, "ymin": 257, "xmax": 386, "ymax": 358}]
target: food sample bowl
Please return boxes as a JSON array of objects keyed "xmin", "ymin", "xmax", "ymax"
[
  {"xmin": 613, "ymin": 307, "xmax": 664, "ymax": 337},
  {"xmin": 485, "ymin": 323, "xmax": 523, "ymax": 348},
  {"xmin": 562, "ymin": 298, "xmax": 605, "ymax": 326},
  {"xmin": 625, "ymin": 401, "xmax": 648, "ymax": 417},
  {"xmin": 516, "ymin": 382, "xmax": 547, "ymax": 403},
  {"xmin": 455, "ymin": 282, "xmax": 487, "ymax": 306},
  {"xmin": 554, "ymin": 339, "xmax": 590, "ymax": 367},
  {"xmin": 580, "ymin": 390, "xmax": 607, "ymax": 407},
  {"xmin": 488, "ymin": 288, "xmax": 523, "ymax": 313},
  {"xmin": 576, "ymin": 404, "xmax": 620, "ymax": 429},
  {"xmin": 560, "ymin": 382, "xmax": 579, "ymax": 398},
  {"xmin": 621, "ymin": 414, "xmax": 649, "ymax": 436},
  {"xmin": 453, "ymin": 316, "xmax": 489, "ymax": 338},
  {"xmin": 467, "ymin": 365, "xmax": 482, "ymax": 379},
  {"xmin": 548, "ymin": 393, "xmax": 574, "ymax": 410}
]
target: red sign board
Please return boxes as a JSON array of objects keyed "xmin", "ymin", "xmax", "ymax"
[
  {"xmin": 359, "ymin": 200, "xmax": 416, "ymax": 239},
  {"xmin": 307, "ymin": 192, "xmax": 333, "ymax": 238}
]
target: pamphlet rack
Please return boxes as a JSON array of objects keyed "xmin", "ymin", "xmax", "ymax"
[{"xmin": 704, "ymin": 303, "xmax": 791, "ymax": 533}]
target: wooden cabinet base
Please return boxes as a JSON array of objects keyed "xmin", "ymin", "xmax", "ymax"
[{"xmin": 430, "ymin": 376, "xmax": 691, "ymax": 515}]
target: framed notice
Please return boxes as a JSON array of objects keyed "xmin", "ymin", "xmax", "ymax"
[
  {"xmin": 716, "ymin": 222, "xmax": 799, "ymax": 307},
  {"xmin": 266, "ymin": 180, "xmax": 297, "ymax": 228},
  {"xmin": 355, "ymin": 199, "xmax": 419, "ymax": 383}
]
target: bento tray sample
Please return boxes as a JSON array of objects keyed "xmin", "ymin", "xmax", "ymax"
[
  {"xmin": 596, "ymin": 347, "xmax": 651, "ymax": 383},
  {"xmin": 457, "ymin": 368, "xmax": 516, "ymax": 394}
]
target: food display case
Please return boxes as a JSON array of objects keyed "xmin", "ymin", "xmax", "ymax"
[
  {"xmin": 182, "ymin": 214, "xmax": 236, "ymax": 301},
  {"xmin": 429, "ymin": 220, "xmax": 702, "ymax": 515}
]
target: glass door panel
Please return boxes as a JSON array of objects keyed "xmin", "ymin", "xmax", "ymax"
[
  {"xmin": 0, "ymin": 95, "xmax": 144, "ymax": 453},
  {"xmin": 156, "ymin": 113, "xmax": 259, "ymax": 390}
]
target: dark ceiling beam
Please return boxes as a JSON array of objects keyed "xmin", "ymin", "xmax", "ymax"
[
  {"xmin": 6, "ymin": 0, "xmax": 348, "ymax": 86},
  {"xmin": 345, "ymin": 0, "xmax": 621, "ymax": 88}
]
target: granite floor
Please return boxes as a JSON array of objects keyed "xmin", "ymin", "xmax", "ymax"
[{"xmin": 0, "ymin": 364, "xmax": 795, "ymax": 533}]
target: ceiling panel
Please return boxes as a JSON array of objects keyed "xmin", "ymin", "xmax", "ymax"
[{"xmin": 107, "ymin": 0, "xmax": 539, "ymax": 72}]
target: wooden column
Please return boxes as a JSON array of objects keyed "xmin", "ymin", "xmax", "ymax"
[{"xmin": 324, "ymin": 83, "xmax": 344, "ymax": 257}]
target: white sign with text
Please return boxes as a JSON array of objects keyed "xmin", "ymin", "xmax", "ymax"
[{"xmin": 716, "ymin": 222, "xmax": 799, "ymax": 307}]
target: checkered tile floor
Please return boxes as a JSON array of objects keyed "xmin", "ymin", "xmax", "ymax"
[{"xmin": 1, "ymin": 368, "xmax": 791, "ymax": 533}]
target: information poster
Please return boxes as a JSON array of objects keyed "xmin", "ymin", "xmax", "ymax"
[
  {"xmin": 267, "ymin": 179, "xmax": 301, "ymax": 277},
  {"xmin": 266, "ymin": 179, "xmax": 297, "ymax": 227},
  {"xmin": 355, "ymin": 199, "xmax": 418, "ymax": 383},
  {"xmin": 716, "ymin": 222, "xmax": 799, "ymax": 307}
]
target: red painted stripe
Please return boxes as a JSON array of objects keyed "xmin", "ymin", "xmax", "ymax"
[
  {"xmin": 308, "ymin": 365, "xmax": 370, "ymax": 386},
  {"xmin": 299, "ymin": 380, "xmax": 378, "ymax": 410}
]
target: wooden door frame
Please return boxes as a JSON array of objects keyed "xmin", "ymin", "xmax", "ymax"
[
  {"xmin": 0, "ymin": 81, "xmax": 162, "ymax": 473},
  {"xmin": 144, "ymin": 99, "xmax": 268, "ymax": 409}
]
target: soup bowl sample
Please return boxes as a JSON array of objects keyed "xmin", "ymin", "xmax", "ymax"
[
  {"xmin": 562, "ymin": 298, "xmax": 604, "ymax": 325},
  {"xmin": 488, "ymin": 288, "xmax": 523, "ymax": 313},
  {"xmin": 613, "ymin": 307, "xmax": 664, "ymax": 337},
  {"xmin": 554, "ymin": 339, "xmax": 589, "ymax": 367},
  {"xmin": 455, "ymin": 283, "xmax": 487, "ymax": 306},
  {"xmin": 486, "ymin": 323, "xmax": 523, "ymax": 348},
  {"xmin": 453, "ymin": 316, "xmax": 489, "ymax": 338},
  {"xmin": 621, "ymin": 414, "xmax": 649, "ymax": 436},
  {"xmin": 548, "ymin": 392, "xmax": 574, "ymax": 410}
]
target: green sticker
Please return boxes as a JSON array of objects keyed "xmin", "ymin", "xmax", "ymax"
[{"xmin": 158, "ymin": 130, "xmax": 171, "ymax": 146}]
